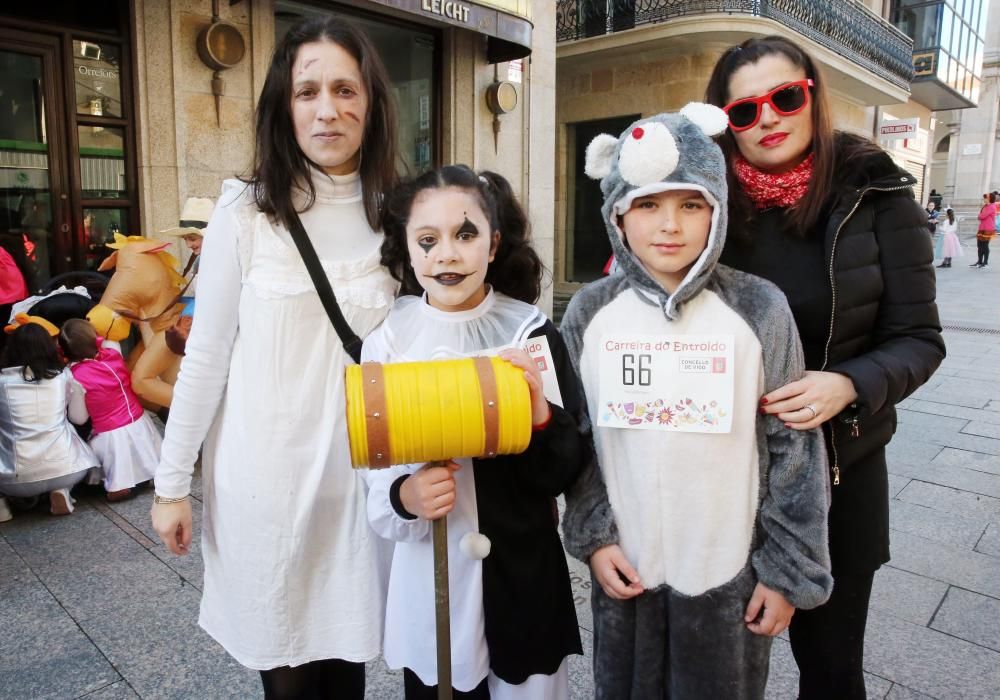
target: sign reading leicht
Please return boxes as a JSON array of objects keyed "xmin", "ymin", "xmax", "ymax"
[
  {"xmin": 421, "ymin": 0, "xmax": 472, "ymax": 22},
  {"xmin": 879, "ymin": 118, "xmax": 919, "ymax": 140}
]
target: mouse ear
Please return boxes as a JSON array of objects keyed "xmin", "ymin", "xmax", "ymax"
[
  {"xmin": 680, "ymin": 102, "xmax": 729, "ymax": 137},
  {"xmin": 585, "ymin": 133, "xmax": 619, "ymax": 180}
]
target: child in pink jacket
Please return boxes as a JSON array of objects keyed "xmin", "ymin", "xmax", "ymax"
[{"xmin": 59, "ymin": 319, "xmax": 162, "ymax": 500}]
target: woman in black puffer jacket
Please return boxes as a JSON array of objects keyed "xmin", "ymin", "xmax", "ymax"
[{"xmin": 707, "ymin": 36, "xmax": 945, "ymax": 700}]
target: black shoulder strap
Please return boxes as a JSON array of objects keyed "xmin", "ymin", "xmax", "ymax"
[{"xmin": 285, "ymin": 210, "xmax": 363, "ymax": 363}]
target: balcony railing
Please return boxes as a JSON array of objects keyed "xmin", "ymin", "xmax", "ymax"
[{"xmin": 556, "ymin": 0, "xmax": 915, "ymax": 90}]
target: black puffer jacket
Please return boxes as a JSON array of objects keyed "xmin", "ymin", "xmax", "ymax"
[
  {"xmin": 723, "ymin": 134, "xmax": 945, "ymax": 573},
  {"xmin": 820, "ymin": 137, "xmax": 944, "ymax": 482}
]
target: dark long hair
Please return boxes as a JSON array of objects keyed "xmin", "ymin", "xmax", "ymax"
[
  {"xmin": 381, "ymin": 165, "xmax": 543, "ymax": 304},
  {"xmin": 1, "ymin": 324, "xmax": 63, "ymax": 382},
  {"xmin": 705, "ymin": 35, "xmax": 882, "ymax": 236},
  {"xmin": 246, "ymin": 16, "xmax": 399, "ymax": 231}
]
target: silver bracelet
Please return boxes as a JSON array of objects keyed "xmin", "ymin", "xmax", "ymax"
[{"xmin": 153, "ymin": 493, "xmax": 190, "ymax": 505}]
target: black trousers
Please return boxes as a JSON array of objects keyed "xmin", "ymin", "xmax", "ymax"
[
  {"xmin": 259, "ymin": 658, "xmax": 365, "ymax": 700},
  {"xmin": 978, "ymin": 238, "xmax": 991, "ymax": 265},
  {"xmin": 403, "ymin": 668, "xmax": 489, "ymax": 699},
  {"xmin": 789, "ymin": 571, "xmax": 876, "ymax": 700}
]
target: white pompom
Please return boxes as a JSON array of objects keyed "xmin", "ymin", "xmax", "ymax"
[
  {"xmin": 459, "ymin": 532, "xmax": 492, "ymax": 560},
  {"xmin": 679, "ymin": 102, "xmax": 729, "ymax": 137},
  {"xmin": 585, "ymin": 133, "xmax": 619, "ymax": 180}
]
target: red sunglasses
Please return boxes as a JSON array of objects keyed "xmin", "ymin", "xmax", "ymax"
[{"xmin": 723, "ymin": 79, "xmax": 814, "ymax": 132}]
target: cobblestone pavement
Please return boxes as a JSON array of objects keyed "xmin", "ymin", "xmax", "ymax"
[{"xmin": 2, "ymin": 235, "xmax": 997, "ymax": 699}]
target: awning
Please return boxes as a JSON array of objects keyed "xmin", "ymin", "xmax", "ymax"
[{"xmin": 369, "ymin": 0, "xmax": 532, "ymax": 62}]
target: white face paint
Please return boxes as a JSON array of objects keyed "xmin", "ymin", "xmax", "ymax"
[{"xmin": 406, "ymin": 187, "xmax": 499, "ymax": 313}]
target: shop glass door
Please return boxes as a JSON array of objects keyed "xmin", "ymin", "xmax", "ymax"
[{"xmin": 0, "ymin": 32, "xmax": 69, "ymax": 292}]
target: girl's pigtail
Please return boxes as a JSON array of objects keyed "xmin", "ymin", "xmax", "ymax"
[{"xmin": 479, "ymin": 171, "xmax": 543, "ymax": 304}]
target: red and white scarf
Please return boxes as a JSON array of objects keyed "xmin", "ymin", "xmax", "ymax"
[{"xmin": 733, "ymin": 153, "xmax": 814, "ymax": 210}]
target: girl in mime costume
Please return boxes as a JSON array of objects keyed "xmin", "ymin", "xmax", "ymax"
[{"xmin": 364, "ymin": 165, "xmax": 585, "ymax": 699}]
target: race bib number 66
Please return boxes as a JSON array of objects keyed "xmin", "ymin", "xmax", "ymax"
[{"xmin": 597, "ymin": 333, "xmax": 735, "ymax": 433}]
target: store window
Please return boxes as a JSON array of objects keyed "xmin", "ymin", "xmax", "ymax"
[
  {"xmin": 1, "ymin": 0, "xmax": 136, "ymax": 287},
  {"xmin": 276, "ymin": 1, "xmax": 439, "ymax": 175}
]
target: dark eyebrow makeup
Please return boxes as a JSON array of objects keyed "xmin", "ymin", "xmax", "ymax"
[{"xmin": 458, "ymin": 216, "xmax": 480, "ymax": 236}]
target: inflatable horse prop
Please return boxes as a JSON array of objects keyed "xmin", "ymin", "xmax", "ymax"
[{"xmin": 87, "ymin": 234, "xmax": 192, "ymax": 408}]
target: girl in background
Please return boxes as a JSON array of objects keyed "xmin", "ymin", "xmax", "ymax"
[
  {"xmin": 0, "ymin": 321, "xmax": 97, "ymax": 521},
  {"xmin": 935, "ymin": 208, "xmax": 962, "ymax": 268},
  {"xmin": 59, "ymin": 318, "xmax": 161, "ymax": 501}
]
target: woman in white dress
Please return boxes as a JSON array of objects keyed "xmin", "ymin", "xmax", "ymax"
[{"xmin": 150, "ymin": 17, "xmax": 399, "ymax": 699}]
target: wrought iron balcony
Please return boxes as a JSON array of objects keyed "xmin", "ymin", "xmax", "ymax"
[{"xmin": 556, "ymin": 0, "xmax": 914, "ymax": 91}]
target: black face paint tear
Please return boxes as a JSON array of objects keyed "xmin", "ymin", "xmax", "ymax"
[{"xmin": 418, "ymin": 239, "xmax": 435, "ymax": 255}]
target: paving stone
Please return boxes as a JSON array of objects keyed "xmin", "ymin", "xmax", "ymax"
[
  {"xmin": 2, "ymin": 508, "xmax": 188, "ymax": 622},
  {"xmin": 889, "ymin": 499, "xmax": 989, "ymax": 548},
  {"xmin": 891, "ymin": 459, "xmax": 1000, "ymax": 499},
  {"xmin": 932, "ymin": 448, "xmax": 1000, "ymax": 476},
  {"xmin": 567, "ymin": 552, "xmax": 593, "ymax": 633},
  {"xmin": 79, "ymin": 681, "xmax": 140, "ymax": 699},
  {"xmin": 888, "ymin": 474, "xmax": 911, "ymax": 498},
  {"xmin": 962, "ymin": 421, "xmax": 1000, "ymax": 439},
  {"xmin": 80, "ymin": 584, "xmax": 260, "ymax": 700},
  {"xmin": 892, "ymin": 423, "xmax": 1000, "ymax": 456},
  {"xmin": 864, "ymin": 609, "xmax": 1000, "ymax": 699},
  {"xmin": 0, "ymin": 577, "xmax": 120, "ymax": 700},
  {"xmin": 764, "ymin": 638, "xmax": 892, "ymax": 699},
  {"xmin": 906, "ymin": 388, "xmax": 991, "ymax": 409},
  {"xmin": 896, "ymin": 409, "xmax": 969, "ymax": 432},
  {"xmin": 975, "ymin": 522, "xmax": 1000, "ymax": 557},
  {"xmin": 364, "ymin": 656, "xmax": 402, "ymax": 699},
  {"xmin": 986, "ymin": 400, "xmax": 1000, "ymax": 413},
  {"xmin": 885, "ymin": 438, "xmax": 944, "ymax": 466},
  {"xmin": 888, "ymin": 529, "xmax": 1000, "ymax": 599},
  {"xmin": 930, "ymin": 587, "xmax": 1000, "ymax": 652},
  {"xmin": 569, "ymin": 628, "xmax": 594, "ymax": 700},
  {"xmin": 906, "ymin": 400, "xmax": 1000, "ymax": 426},
  {"xmin": 885, "ymin": 684, "xmax": 940, "ymax": 699},
  {"xmin": 0, "ymin": 537, "xmax": 35, "ymax": 595},
  {"xmin": 870, "ymin": 565, "xmax": 949, "ymax": 626},
  {"xmin": 896, "ymin": 480, "xmax": 1000, "ymax": 521}
]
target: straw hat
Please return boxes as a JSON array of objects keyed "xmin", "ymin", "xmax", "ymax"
[{"xmin": 160, "ymin": 197, "xmax": 215, "ymax": 237}]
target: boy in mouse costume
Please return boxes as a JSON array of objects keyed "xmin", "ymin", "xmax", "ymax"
[{"xmin": 560, "ymin": 103, "xmax": 833, "ymax": 698}]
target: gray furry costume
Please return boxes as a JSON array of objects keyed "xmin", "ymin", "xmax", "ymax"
[{"xmin": 560, "ymin": 104, "xmax": 834, "ymax": 699}]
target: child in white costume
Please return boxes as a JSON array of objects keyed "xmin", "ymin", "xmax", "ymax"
[{"xmin": 364, "ymin": 166, "xmax": 585, "ymax": 699}]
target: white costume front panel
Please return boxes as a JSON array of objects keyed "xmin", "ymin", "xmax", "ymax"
[{"xmin": 157, "ymin": 172, "xmax": 396, "ymax": 669}]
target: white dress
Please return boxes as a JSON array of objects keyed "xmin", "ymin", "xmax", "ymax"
[{"xmin": 155, "ymin": 171, "xmax": 396, "ymax": 669}]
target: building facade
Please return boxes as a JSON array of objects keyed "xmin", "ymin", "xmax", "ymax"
[
  {"xmin": 553, "ymin": 0, "xmax": 985, "ymax": 307},
  {"xmin": 926, "ymin": 0, "xmax": 998, "ymax": 213},
  {"xmin": 0, "ymin": 0, "xmax": 558, "ymax": 309}
]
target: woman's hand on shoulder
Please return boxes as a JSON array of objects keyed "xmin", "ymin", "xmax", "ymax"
[
  {"xmin": 151, "ymin": 499, "xmax": 193, "ymax": 556},
  {"xmin": 399, "ymin": 461, "xmax": 461, "ymax": 520},
  {"xmin": 498, "ymin": 347, "xmax": 551, "ymax": 427},
  {"xmin": 590, "ymin": 544, "xmax": 644, "ymax": 600},
  {"xmin": 759, "ymin": 370, "xmax": 858, "ymax": 430}
]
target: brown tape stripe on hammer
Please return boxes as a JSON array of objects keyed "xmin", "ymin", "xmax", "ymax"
[
  {"xmin": 361, "ymin": 363, "xmax": 392, "ymax": 468},
  {"xmin": 473, "ymin": 357, "xmax": 500, "ymax": 458}
]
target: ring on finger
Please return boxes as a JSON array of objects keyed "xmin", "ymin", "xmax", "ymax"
[{"xmin": 803, "ymin": 404, "xmax": 817, "ymax": 419}]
